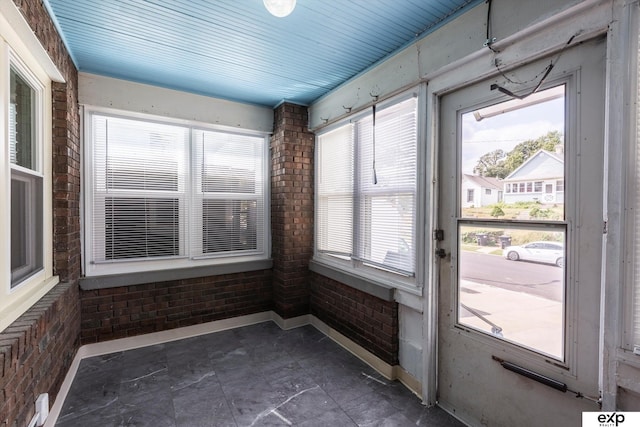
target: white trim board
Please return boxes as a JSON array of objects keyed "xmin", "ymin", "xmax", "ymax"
[{"xmin": 44, "ymin": 311, "xmax": 420, "ymax": 427}]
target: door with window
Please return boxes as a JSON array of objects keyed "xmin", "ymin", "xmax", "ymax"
[{"xmin": 436, "ymin": 38, "xmax": 605, "ymax": 426}]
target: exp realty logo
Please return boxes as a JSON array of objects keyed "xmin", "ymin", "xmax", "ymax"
[{"xmin": 583, "ymin": 412, "xmax": 640, "ymax": 427}]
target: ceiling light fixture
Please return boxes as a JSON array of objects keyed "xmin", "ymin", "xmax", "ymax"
[{"xmin": 263, "ymin": 0, "xmax": 296, "ymax": 17}]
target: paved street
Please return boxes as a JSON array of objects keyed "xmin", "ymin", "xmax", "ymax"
[
  {"xmin": 460, "ymin": 251, "xmax": 563, "ymax": 301},
  {"xmin": 456, "ymin": 250, "xmax": 564, "ymax": 358}
]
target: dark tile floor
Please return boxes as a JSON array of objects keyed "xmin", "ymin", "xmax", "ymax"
[{"xmin": 55, "ymin": 322, "xmax": 463, "ymax": 426}]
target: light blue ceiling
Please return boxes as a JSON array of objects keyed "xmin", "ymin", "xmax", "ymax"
[{"xmin": 43, "ymin": 0, "xmax": 482, "ymax": 107}]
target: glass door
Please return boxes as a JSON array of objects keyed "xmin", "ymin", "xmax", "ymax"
[{"xmin": 436, "ymin": 38, "xmax": 605, "ymax": 426}]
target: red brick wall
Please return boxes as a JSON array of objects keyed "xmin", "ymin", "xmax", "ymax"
[
  {"xmin": 310, "ymin": 273, "xmax": 399, "ymax": 366},
  {"xmin": 271, "ymin": 103, "xmax": 314, "ymax": 318},
  {"xmin": 79, "ymin": 271, "xmax": 273, "ymax": 344},
  {"xmin": 0, "ymin": 284, "xmax": 79, "ymax": 427},
  {"xmin": 0, "ymin": 1, "xmax": 82, "ymax": 426}
]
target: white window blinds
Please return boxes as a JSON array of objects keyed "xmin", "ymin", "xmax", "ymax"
[
  {"xmin": 91, "ymin": 115, "xmax": 189, "ymax": 262},
  {"xmin": 356, "ymin": 97, "xmax": 417, "ymax": 274},
  {"xmin": 317, "ymin": 124, "xmax": 354, "ymax": 256},
  {"xmin": 88, "ymin": 112, "xmax": 268, "ymax": 272},
  {"xmin": 192, "ymin": 129, "xmax": 265, "ymax": 258},
  {"xmin": 315, "ymin": 95, "xmax": 418, "ymax": 276}
]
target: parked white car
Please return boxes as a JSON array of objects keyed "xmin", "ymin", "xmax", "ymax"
[{"xmin": 503, "ymin": 241, "xmax": 564, "ymax": 267}]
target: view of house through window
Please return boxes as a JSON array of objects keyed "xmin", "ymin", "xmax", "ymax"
[{"xmin": 458, "ymin": 85, "xmax": 566, "ymax": 359}]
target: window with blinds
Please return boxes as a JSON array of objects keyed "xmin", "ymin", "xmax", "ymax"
[
  {"xmin": 192, "ymin": 129, "xmax": 264, "ymax": 257},
  {"xmin": 91, "ymin": 116, "xmax": 188, "ymax": 262},
  {"xmin": 315, "ymin": 94, "xmax": 418, "ymax": 277},
  {"xmin": 317, "ymin": 124, "xmax": 354, "ymax": 257},
  {"xmin": 87, "ymin": 112, "xmax": 267, "ymax": 273}
]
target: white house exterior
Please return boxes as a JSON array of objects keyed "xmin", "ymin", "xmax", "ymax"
[
  {"xmin": 503, "ymin": 149, "xmax": 564, "ymax": 204},
  {"xmin": 461, "ymin": 174, "xmax": 503, "ymax": 208}
]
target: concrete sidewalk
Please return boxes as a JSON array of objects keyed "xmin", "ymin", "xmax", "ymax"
[{"xmin": 459, "ymin": 279, "xmax": 563, "ymax": 358}]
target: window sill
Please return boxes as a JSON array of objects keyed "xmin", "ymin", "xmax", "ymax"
[
  {"xmin": 80, "ymin": 259, "xmax": 273, "ymax": 290},
  {"xmin": 309, "ymin": 259, "xmax": 421, "ymax": 301}
]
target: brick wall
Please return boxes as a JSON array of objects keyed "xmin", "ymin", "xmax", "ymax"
[
  {"xmin": 271, "ymin": 103, "xmax": 314, "ymax": 318},
  {"xmin": 310, "ymin": 273, "xmax": 399, "ymax": 366},
  {"xmin": 79, "ymin": 271, "xmax": 273, "ymax": 344},
  {"xmin": 13, "ymin": 0, "xmax": 82, "ymax": 284},
  {"xmin": 0, "ymin": 284, "xmax": 79, "ymax": 427},
  {"xmin": 0, "ymin": 1, "xmax": 82, "ymax": 426}
]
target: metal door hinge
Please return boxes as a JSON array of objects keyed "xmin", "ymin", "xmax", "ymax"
[
  {"xmin": 433, "ymin": 229, "xmax": 444, "ymax": 241},
  {"xmin": 435, "ymin": 248, "xmax": 447, "ymax": 259}
]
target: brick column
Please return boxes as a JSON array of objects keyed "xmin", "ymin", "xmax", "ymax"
[
  {"xmin": 271, "ymin": 103, "xmax": 314, "ymax": 318},
  {"xmin": 52, "ymin": 79, "xmax": 81, "ymax": 283}
]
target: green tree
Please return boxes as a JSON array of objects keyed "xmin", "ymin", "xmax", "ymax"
[
  {"xmin": 473, "ymin": 149, "xmax": 509, "ymax": 178},
  {"xmin": 474, "ymin": 131, "xmax": 563, "ymax": 178}
]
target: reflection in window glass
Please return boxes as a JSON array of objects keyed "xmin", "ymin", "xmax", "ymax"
[
  {"xmin": 458, "ymin": 224, "xmax": 565, "ymax": 359},
  {"xmin": 10, "ymin": 68, "xmax": 35, "ymax": 170},
  {"xmin": 461, "ymin": 85, "xmax": 565, "ymax": 220}
]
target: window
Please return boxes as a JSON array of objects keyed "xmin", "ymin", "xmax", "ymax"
[
  {"xmin": 534, "ymin": 181, "xmax": 543, "ymax": 192},
  {"xmin": 85, "ymin": 111, "xmax": 268, "ymax": 276},
  {"xmin": 10, "ymin": 67, "xmax": 44, "ymax": 287},
  {"xmin": 1, "ymin": 12, "xmax": 59, "ymax": 333},
  {"xmin": 556, "ymin": 180, "xmax": 564, "ymax": 192},
  {"xmin": 505, "ymin": 184, "xmax": 511, "ymax": 193},
  {"xmin": 459, "ymin": 84, "xmax": 566, "ymax": 359},
  {"xmin": 467, "ymin": 189, "xmax": 475, "ymax": 202},
  {"xmin": 485, "ymin": 188, "xmax": 491, "ymax": 195},
  {"xmin": 315, "ymin": 94, "xmax": 418, "ymax": 280}
]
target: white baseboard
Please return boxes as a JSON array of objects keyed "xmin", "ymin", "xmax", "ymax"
[{"xmin": 44, "ymin": 311, "xmax": 421, "ymax": 426}]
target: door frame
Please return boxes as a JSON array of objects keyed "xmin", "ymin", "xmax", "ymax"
[{"xmin": 421, "ymin": 0, "xmax": 614, "ymax": 407}]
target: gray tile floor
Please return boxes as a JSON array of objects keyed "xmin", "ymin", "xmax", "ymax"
[{"xmin": 55, "ymin": 322, "xmax": 463, "ymax": 426}]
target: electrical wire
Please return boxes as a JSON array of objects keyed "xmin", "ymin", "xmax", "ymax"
[
  {"xmin": 484, "ymin": 0, "xmax": 581, "ymax": 100},
  {"xmin": 491, "ymin": 32, "xmax": 580, "ymax": 100},
  {"xmin": 485, "ymin": 0, "xmax": 498, "ymax": 52},
  {"xmin": 372, "ymin": 104, "xmax": 378, "ymax": 185}
]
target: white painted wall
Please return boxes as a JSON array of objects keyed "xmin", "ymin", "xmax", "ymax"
[
  {"xmin": 79, "ymin": 73, "xmax": 274, "ymax": 133},
  {"xmin": 396, "ymin": 290, "xmax": 423, "ymax": 382}
]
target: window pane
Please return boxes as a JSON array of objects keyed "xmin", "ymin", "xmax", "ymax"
[
  {"xmin": 192, "ymin": 129, "xmax": 265, "ymax": 258},
  {"xmin": 95, "ymin": 117, "xmax": 187, "ymax": 192},
  {"xmin": 198, "ymin": 131, "xmax": 262, "ymax": 194},
  {"xmin": 9, "ymin": 68, "xmax": 36, "ymax": 170},
  {"xmin": 316, "ymin": 124, "xmax": 354, "ymax": 256},
  {"xmin": 202, "ymin": 200, "xmax": 257, "ymax": 253},
  {"xmin": 363, "ymin": 194, "xmax": 415, "ymax": 273},
  {"xmin": 461, "ymin": 86, "xmax": 565, "ymax": 220},
  {"xmin": 11, "ymin": 171, "xmax": 43, "ymax": 286},
  {"xmin": 91, "ymin": 115, "xmax": 188, "ymax": 263},
  {"xmin": 458, "ymin": 223, "xmax": 565, "ymax": 359},
  {"xmin": 105, "ymin": 198, "xmax": 180, "ymax": 260},
  {"xmin": 357, "ymin": 97, "xmax": 417, "ymax": 274}
]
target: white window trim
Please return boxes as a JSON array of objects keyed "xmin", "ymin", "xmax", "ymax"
[
  {"xmin": 82, "ymin": 106, "xmax": 271, "ymax": 278},
  {"xmin": 313, "ymin": 88, "xmax": 425, "ymax": 294},
  {"xmin": 624, "ymin": 1, "xmax": 640, "ymax": 357},
  {"xmin": 0, "ymin": 0, "xmax": 62, "ymax": 333}
]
